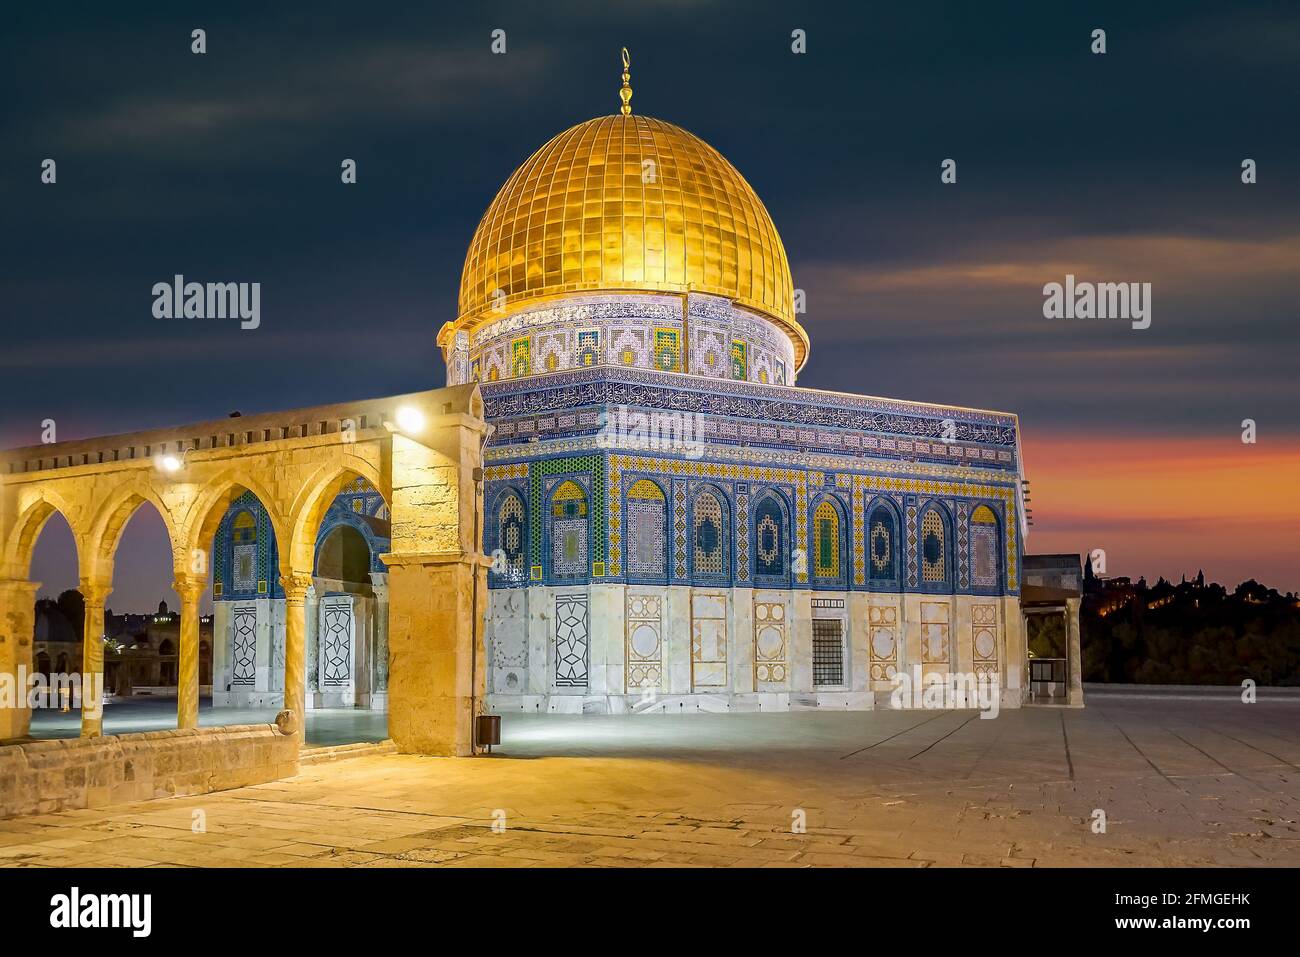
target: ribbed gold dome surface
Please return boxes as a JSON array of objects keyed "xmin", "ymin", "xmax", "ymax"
[{"xmin": 453, "ymin": 113, "xmax": 806, "ymax": 368}]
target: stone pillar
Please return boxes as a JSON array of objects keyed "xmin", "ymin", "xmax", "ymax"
[
  {"xmin": 80, "ymin": 579, "xmax": 111, "ymax": 738},
  {"xmin": 386, "ymin": 554, "xmax": 487, "ymax": 753},
  {"xmin": 304, "ymin": 582, "xmax": 319, "ymax": 708},
  {"xmin": 382, "ymin": 390, "xmax": 488, "ymax": 756},
  {"xmin": 280, "ymin": 571, "xmax": 312, "ymax": 739},
  {"xmin": 211, "ymin": 599, "xmax": 230, "ymax": 703},
  {"xmin": 1065, "ymin": 597, "xmax": 1084, "ymax": 707},
  {"xmin": 174, "ymin": 573, "xmax": 205, "ymax": 729},
  {"xmin": 0, "ymin": 579, "xmax": 40, "ymax": 741},
  {"xmin": 370, "ymin": 572, "xmax": 389, "ymax": 709}
]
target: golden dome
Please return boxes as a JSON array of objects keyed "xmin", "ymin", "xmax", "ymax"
[{"xmin": 449, "ymin": 112, "xmax": 807, "ymax": 370}]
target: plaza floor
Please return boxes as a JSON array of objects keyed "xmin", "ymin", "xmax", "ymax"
[{"xmin": 4, "ymin": 693, "xmax": 1299, "ymax": 867}]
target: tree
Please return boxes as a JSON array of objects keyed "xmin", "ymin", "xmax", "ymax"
[{"xmin": 56, "ymin": 589, "xmax": 84, "ymax": 642}]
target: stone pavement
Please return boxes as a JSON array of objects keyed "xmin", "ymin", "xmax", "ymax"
[{"xmin": 2, "ymin": 696, "xmax": 1298, "ymax": 867}]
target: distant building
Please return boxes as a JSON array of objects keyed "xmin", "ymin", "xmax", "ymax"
[{"xmin": 32, "ymin": 594, "xmax": 212, "ymax": 697}]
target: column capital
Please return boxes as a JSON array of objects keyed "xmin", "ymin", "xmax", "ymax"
[
  {"xmin": 0, "ymin": 578, "xmax": 41, "ymax": 599},
  {"xmin": 279, "ymin": 570, "xmax": 313, "ymax": 604},
  {"xmin": 79, "ymin": 578, "xmax": 113, "ymax": 607},
  {"xmin": 172, "ymin": 572, "xmax": 207, "ymax": 603}
]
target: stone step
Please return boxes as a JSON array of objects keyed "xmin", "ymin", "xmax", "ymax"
[{"xmin": 299, "ymin": 740, "xmax": 396, "ymax": 766}]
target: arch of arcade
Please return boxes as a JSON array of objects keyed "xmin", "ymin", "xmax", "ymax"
[{"xmin": 0, "ymin": 384, "xmax": 487, "ymax": 756}]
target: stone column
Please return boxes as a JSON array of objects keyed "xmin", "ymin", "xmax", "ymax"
[
  {"xmin": 174, "ymin": 573, "xmax": 206, "ymax": 729},
  {"xmin": 0, "ymin": 579, "xmax": 40, "ymax": 741},
  {"xmin": 80, "ymin": 579, "xmax": 111, "ymax": 738},
  {"xmin": 280, "ymin": 571, "xmax": 312, "ymax": 739},
  {"xmin": 370, "ymin": 572, "xmax": 389, "ymax": 706},
  {"xmin": 305, "ymin": 581, "xmax": 320, "ymax": 708},
  {"xmin": 1065, "ymin": 597, "xmax": 1084, "ymax": 707},
  {"xmin": 386, "ymin": 554, "xmax": 487, "ymax": 753},
  {"xmin": 383, "ymin": 391, "xmax": 489, "ymax": 756}
]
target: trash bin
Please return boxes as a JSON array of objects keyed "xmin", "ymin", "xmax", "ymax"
[{"xmin": 475, "ymin": 714, "xmax": 501, "ymax": 752}]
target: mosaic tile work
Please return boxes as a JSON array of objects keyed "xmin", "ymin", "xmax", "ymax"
[
  {"xmin": 232, "ymin": 513, "xmax": 257, "ymax": 593},
  {"xmin": 692, "ymin": 489, "xmax": 726, "ymax": 578},
  {"xmin": 957, "ymin": 501, "xmax": 971, "ymax": 591},
  {"xmin": 730, "ymin": 339, "xmax": 747, "ymax": 380},
  {"xmin": 921, "ymin": 508, "xmax": 947, "ymax": 584},
  {"xmin": 754, "ymin": 495, "xmax": 785, "ymax": 579},
  {"xmin": 482, "ymin": 365, "xmax": 1019, "ymax": 456},
  {"xmin": 813, "ymin": 499, "xmax": 841, "ymax": 580},
  {"xmin": 492, "ymin": 450, "xmax": 1018, "ymax": 592},
  {"xmin": 625, "ymin": 479, "xmax": 667, "ymax": 581},
  {"xmin": 213, "ymin": 491, "xmax": 279, "ymax": 601},
  {"xmin": 497, "ymin": 492, "xmax": 526, "ymax": 582},
  {"xmin": 576, "ymin": 329, "xmax": 600, "ymax": 367},
  {"xmin": 971, "ymin": 504, "xmax": 999, "ymax": 589},
  {"xmin": 868, "ymin": 505, "xmax": 897, "ymax": 583},
  {"xmin": 529, "ymin": 455, "xmax": 605, "ymax": 579},
  {"xmin": 849, "ymin": 475, "xmax": 1018, "ymax": 592},
  {"xmin": 672, "ymin": 482, "xmax": 688, "ymax": 580},
  {"xmin": 606, "ymin": 456, "xmax": 802, "ymax": 581},
  {"xmin": 550, "ymin": 480, "xmax": 590, "ymax": 580},
  {"xmin": 653, "ymin": 327, "xmax": 681, "ymax": 373},
  {"xmin": 458, "ymin": 293, "xmax": 798, "ymax": 388},
  {"xmin": 511, "ymin": 337, "xmax": 531, "ymax": 378},
  {"xmin": 735, "ymin": 485, "xmax": 750, "ymax": 583}
]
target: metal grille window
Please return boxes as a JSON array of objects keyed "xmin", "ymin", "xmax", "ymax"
[{"xmin": 812, "ymin": 619, "xmax": 845, "ymax": 686}]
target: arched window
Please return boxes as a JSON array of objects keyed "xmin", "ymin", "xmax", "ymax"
[
  {"xmin": 492, "ymin": 491, "xmax": 527, "ymax": 585},
  {"xmin": 920, "ymin": 506, "xmax": 949, "ymax": 586},
  {"xmin": 231, "ymin": 510, "xmax": 257, "ymax": 593},
  {"xmin": 812, "ymin": 498, "xmax": 844, "ymax": 582},
  {"xmin": 625, "ymin": 479, "xmax": 667, "ymax": 582},
  {"xmin": 691, "ymin": 488, "xmax": 729, "ymax": 583},
  {"xmin": 971, "ymin": 504, "xmax": 1000, "ymax": 591},
  {"xmin": 753, "ymin": 493, "xmax": 788, "ymax": 584},
  {"xmin": 549, "ymin": 480, "xmax": 589, "ymax": 581},
  {"xmin": 868, "ymin": 503, "xmax": 899, "ymax": 585}
]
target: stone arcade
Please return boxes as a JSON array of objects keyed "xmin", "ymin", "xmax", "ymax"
[{"xmin": 0, "ymin": 387, "xmax": 488, "ymax": 756}]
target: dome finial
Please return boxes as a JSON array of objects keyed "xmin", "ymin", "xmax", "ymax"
[{"xmin": 619, "ymin": 47, "xmax": 633, "ymax": 115}]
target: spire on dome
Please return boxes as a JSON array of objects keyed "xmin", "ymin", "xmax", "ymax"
[{"xmin": 619, "ymin": 47, "xmax": 633, "ymax": 115}]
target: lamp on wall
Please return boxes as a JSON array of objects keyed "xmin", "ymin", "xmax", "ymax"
[
  {"xmin": 156, "ymin": 446, "xmax": 193, "ymax": 475},
  {"xmin": 382, "ymin": 405, "xmax": 426, "ymax": 439}
]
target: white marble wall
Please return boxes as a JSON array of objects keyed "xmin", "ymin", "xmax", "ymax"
[
  {"xmin": 212, "ymin": 582, "xmax": 391, "ymax": 712},
  {"xmin": 483, "ymin": 585, "xmax": 1025, "ymax": 713}
]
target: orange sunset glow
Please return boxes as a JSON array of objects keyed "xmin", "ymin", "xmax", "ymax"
[{"xmin": 1023, "ymin": 431, "xmax": 1300, "ymax": 592}]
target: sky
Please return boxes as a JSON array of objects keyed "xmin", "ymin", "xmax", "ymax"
[{"xmin": 3, "ymin": 0, "xmax": 1298, "ymax": 611}]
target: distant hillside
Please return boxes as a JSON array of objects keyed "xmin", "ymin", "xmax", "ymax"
[{"xmin": 1081, "ymin": 572, "xmax": 1300, "ymax": 685}]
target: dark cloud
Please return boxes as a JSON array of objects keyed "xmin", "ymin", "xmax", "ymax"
[{"xmin": 4, "ymin": 1, "xmax": 1298, "ymax": 606}]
